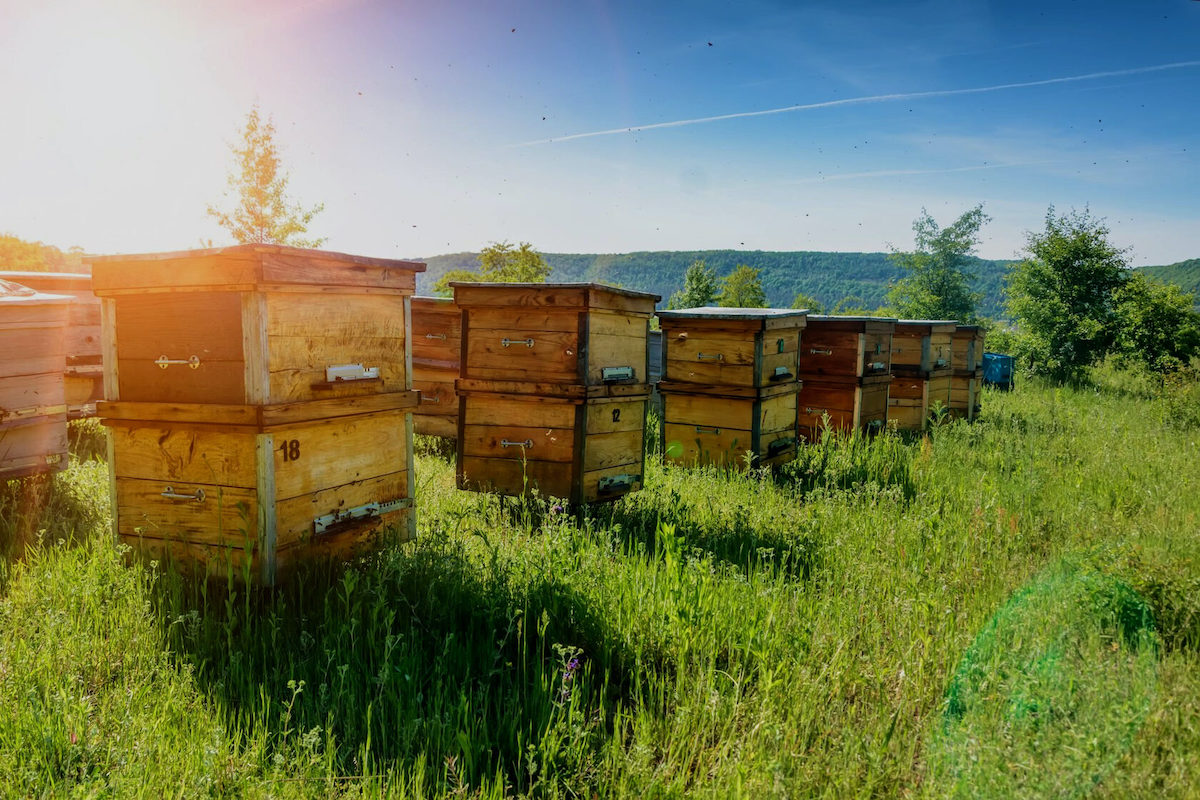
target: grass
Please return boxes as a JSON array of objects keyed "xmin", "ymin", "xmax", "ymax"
[{"xmin": 1, "ymin": 373, "xmax": 1199, "ymax": 797}]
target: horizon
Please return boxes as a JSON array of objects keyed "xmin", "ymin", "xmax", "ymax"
[{"xmin": 2, "ymin": 0, "xmax": 1198, "ymax": 267}]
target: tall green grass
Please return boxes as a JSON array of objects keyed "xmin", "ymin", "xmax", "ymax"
[{"xmin": 2, "ymin": 376, "xmax": 1199, "ymax": 797}]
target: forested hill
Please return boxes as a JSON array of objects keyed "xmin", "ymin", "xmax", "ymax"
[
  {"xmin": 416, "ymin": 249, "xmax": 1015, "ymax": 317},
  {"xmin": 1141, "ymin": 258, "xmax": 1200, "ymax": 307}
]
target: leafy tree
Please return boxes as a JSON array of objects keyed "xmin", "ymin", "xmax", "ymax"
[
  {"xmin": 433, "ymin": 241, "xmax": 551, "ymax": 295},
  {"xmin": 716, "ymin": 265, "xmax": 767, "ymax": 308},
  {"xmin": 1112, "ymin": 271, "xmax": 1200, "ymax": 374},
  {"xmin": 790, "ymin": 292, "xmax": 824, "ymax": 313},
  {"xmin": 0, "ymin": 235, "xmax": 84, "ymax": 272},
  {"xmin": 887, "ymin": 205, "xmax": 989, "ymax": 321},
  {"xmin": 1005, "ymin": 207, "xmax": 1129, "ymax": 381},
  {"xmin": 667, "ymin": 259, "xmax": 718, "ymax": 309},
  {"xmin": 207, "ymin": 105, "xmax": 325, "ymax": 247}
]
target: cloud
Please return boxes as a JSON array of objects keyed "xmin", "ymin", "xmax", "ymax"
[{"xmin": 515, "ymin": 60, "xmax": 1200, "ymax": 147}]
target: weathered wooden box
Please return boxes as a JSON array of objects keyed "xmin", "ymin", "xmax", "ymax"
[
  {"xmin": 411, "ymin": 296, "xmax": 461, "ymax": 438},
  {"xmin": 796, "ymin": 315, "xmax": 894, "ymax": 382},
  {"xmin": 948, "ymin": 324, "xmax": 985, "ymax": 421},
  {"xmin": 888, "ymin": 373, "xmax": 953, "ymax": 430},
  {"xmin": 4, "ymin": 271, "xmax": 102, "ymax": 417},
  {"xmin": 948, "ymin": 375, "xmax": 981, "ymax": 422},
  {"xmin": 891, "ymin": 320, "xmax": 957, "ymax": 377},
  {"xmin": 456, "ymin": 386, "xmax": 648, "ymax": 504},
  {"xmin": 453, "ymin": 282, "xmax": 658, "ymax": 387},
  {"xmin": 798, "ymin": 380, "xmax": 890, "ymax": 441},
  {"xmin": 88, "ymin": 245, "xmax": 425, "ymax": 405},
  {"xmin": 658, "ymin": 382, "xmax": 798, "ymax": 468},
  {"xmin": 657, "ymin": 307, "xmax": 808, "ymax": 387},
  {"xmin": 0, "ymin": 280, "xmax": 70, "ymax": 480},
  {"xmin": 100, "ymin": 402, "xmax": 414, "ymax": 583}
]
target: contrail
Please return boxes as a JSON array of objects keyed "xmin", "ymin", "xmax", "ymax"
[
  {"xmin": 514, "ymin": 60, "xmax": 1200, "ymax": 147},
  {"xmin": 786, "ymin": 161, "xmax": 1052, "ymax": 184}
]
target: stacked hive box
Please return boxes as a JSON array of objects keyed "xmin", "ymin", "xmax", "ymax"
[
  {"xmin": 888, "ymin": 319, "xmax": 957, "ymax": 430},
  {"xmin": 948, "ymin": 324, "xmax": 986, "ymax": 421},
  {"xmin": 410, "ymin": 296, "xmax": 461, "ymax": 438},
  {"xmin": 88, "ymin": 245, "xmax": 425, "ymax": 584},
  {"xmin": 0, "ymin": 279, "xmax": 70, "ymax": 480},
  {"xmin": 453, "ymin": 282, "xmax": 658, "ymax": 504},
  {"xmin": 657, "ymin": 308, "xmax": 807, "ymax": 468},
  {"xmin": 795, "ymin": 315, "xmax": 896, "ymax": 441},
  {"xmin": 4, "ymin": 271, "xmax": 103, "ymax": 417}
]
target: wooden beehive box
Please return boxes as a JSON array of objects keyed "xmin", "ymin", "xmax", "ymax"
[
  {"xmin": 948, "ymin": 375, "xmax": 981, "ymax": 422},
  {"xmin": 88, "ymin": 245, "xmax": 425, "ymax": 406},
  {"xmin": 3, "ymin": 271, "xmax": 102, "ymax": 417},
  {"xmin": 888, "ymin": 373, "xmax": 953, "ymax": 430},
  {"xmin": 0, "ymin": 280, "xmax": 70, "ymax": 480},
  {"xmin": 948, "ymin": 325, "xmax": 985, "ymax": 421},
  {"xmin": 658, "ymin": 382, "xmax": 798, "ymax": 468},
  {"xmin": 411, "ymin": 296, "xmax": 461, "ymax": 438},
  {"xmin": 457, "ymin": 388, "xmax": 648, "ymax": 504},
  {"xmin": 656, "ymin": 307, "xmax": 808, "ymax": 387},
  {"xmin": 453, "ymin": 282, "xmax": 658, "ymax": 388},
  {"xmin": 796, "ymin": 315, "xmax": 895, "ymax": 382},
  {"xmin": 99, "ymin": 403, "xmax": 413, "ymax": 582},
  {"xmin": 798, "ymin": 380, "xmax": 890, "ymax": 441},
  {"xmin": 891, "ymin": 320, "xmax": 957, "ymax": 376}
]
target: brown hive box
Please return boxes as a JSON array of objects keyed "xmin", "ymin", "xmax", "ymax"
[
  {"xmin": 948, "ymin": 324, "xmax": 986, "ymax": 421},
  {"xmin": 658, "ymin": 381, "xmax": 798, "ymax": 468},
  {"xmin": 410, "ymin": 296, "xmax": 461, "ymax": 438},
  {"xmin": 87, "ymin": 245, "xmax": 426, "ymax": 584},
  {"xmin": 0, "ymin": 279, "xmax": 70, "ymax": 480},
  {"xmin": 453, "ymin": 282, "xmax": 659, "ymax": 504},
  {"xmin": 656, "ymin": 307, "xmax": 808, "ymax": 387},
  {"xmin": 891, "ymin": 320, "xmax": 957, "ymax": 376},
  {"xmin": 3, "ymin": 271, "xmax": 102, "ymax": 417},
  {"xmin": 888, "ymin": 372, "xmax": 953, "ymax": 430},
  {"xmin": 795, "ymin": 315, "xmax": 896, "ymax": 441}
]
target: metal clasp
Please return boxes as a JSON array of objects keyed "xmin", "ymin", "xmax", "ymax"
[
  {"xmin": 424, "ymin": 333, "xmax": 447, "ymax": 340},
  {"xmin": 161, "ymin": 486, "xmax": 206, "ymax": 502},
  {"xmin": 501, "ymin": 338, "xmax": 535, "ymax": 348},
  {"xmin": 695, "ymin": 425, "xmax": 721, "ymax": 434},
  {"xmin": 809, "ymin": 348, "xmax": 832, "ymax": 356},
  {"xmin": 501, "ymin": 439, "xmax": 534, "ymax": 449},
  {"xmin": 697, "ymin": 352, "xmax": 723, "ymax": 361},
  {"xmin": 155, "ymin": 355, "xmax": 201, "ymax": 370}
]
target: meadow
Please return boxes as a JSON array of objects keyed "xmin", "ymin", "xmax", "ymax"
[{"xmin": 1, "ymin": 369, "xmax": 1198, "ymax": 798}]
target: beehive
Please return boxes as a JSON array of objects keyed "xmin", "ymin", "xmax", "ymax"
[
  {"xmin": 88, "ymin": 245, "xmax": 425, "ymax": 583},
  {"xmin": 410, "ymin": 296, "xmax": 461, "ymax": 438},
  {"xmin": 656, "ymin": 308, "xmax": 807, "ymax": 467},
  {"xmin": 888, "ymin": 320, "xmax": 957, "ymax": 430},
  {"xmin": 0, "ymin": 280, "xmax": 70, "ymax": 480},
  {"xmin": 453, "ymin": 282, "xmax": 658, "ymax": 504},
  {"xmin": 795, "ymin": 315, "xmax": 896, "ymax": 440},
  {"xmin": 3, "ymin": 271, "xmax": 102, "ymax": 417},
  {"xmin": 948, "ymin": 324, "xmax": 986, "ymax": 421}
]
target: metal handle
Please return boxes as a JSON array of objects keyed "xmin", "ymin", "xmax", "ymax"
[
  {"xmin": 501, "ymin": 338, "xmax": 535, "ymax": 348},
  {"xmin": 155, "ymin": 355, "xmax": 201, "ymax": 370},
  {"xmin": 804, "ymin": 407, "xmax": 826, "ymax": 415},
  {"xmin": 695, "ymin": 426, "xmax": 721, "ymax": 434},
  {"xmin": 697, "ymin": 352, "xmax": 723, "ymax": 361},
  {"xmin": 419, "ymin": 393, "xmax": 441, "ymax": 404},
  {"xmin": 424, "ymin": 333, "xmax": 447, "ymax": 340},
  {"xmin": 161, "ymin": 486, "xmax": 205, "ymax": 503},
  {"xmin": 809, "ymin": 348, "xmax": 832, "ymax": 356},
  {"xmin": 501, "ymin": 439, "xmax": 534, "ymax": 449}
]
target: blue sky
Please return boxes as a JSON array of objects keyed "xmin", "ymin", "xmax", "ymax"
[{"xmin": 1, "ymin": 0, "xmax": 1197, "ymax": 265}]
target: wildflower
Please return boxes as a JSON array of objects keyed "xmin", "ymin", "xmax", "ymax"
[{"xmin": 552, "ymin": 504, "xmax": 565, "ymax": 515}]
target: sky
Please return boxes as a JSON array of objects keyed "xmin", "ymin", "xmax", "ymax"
[{"xmin": 1, "ymin": 0, "xmax": 1198, "ymax": 266}]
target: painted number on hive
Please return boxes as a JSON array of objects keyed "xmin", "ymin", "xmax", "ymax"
[
  {"xmin": 612, "ymin": 409, "xmax": 621, "ymax": 423},
  {"xmin": 279, "ymin": 439, "xmax": 301, "ymax": 462}
]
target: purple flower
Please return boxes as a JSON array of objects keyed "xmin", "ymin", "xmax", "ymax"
[{"xmin": 552, "ymin": 504, "xmax": 565, "ymax": 515}]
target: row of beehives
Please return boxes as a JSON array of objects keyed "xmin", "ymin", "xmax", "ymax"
[{"xmin": 411, "ymin": 293, "xmax": 986, "ymax": 470}]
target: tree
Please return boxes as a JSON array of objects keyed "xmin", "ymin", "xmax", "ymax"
[
  {"xmin": 667, "ymin": 259, "xmax": 718, "ymax": 309},
  {"xmin": 887, "ymin": 205, "xmax": 989, "ymax": 322},
  {"xmin": 1005, "ymin": 207, "xmax": 1129, "ymax": 381},
  {"xmin": 207, "ymin": 105, "xmax": 325, "ymax": 247},
  {"xmin": 1112, "ymin": 271, "xmax": 1200, "ymax": 374},
  {"xmin": 0, "ymin": 235, "xmax": 83, "ymax": 273},
  {"xmin": 716, "ymin": 265, "xmax": 767, "ymax": 308},
  {"xmin": 790, "ymin": 292, "xmax": 824, "ymax": 313},
  {"xmin": 433, "ymin": 241, "xmax": 551, "ymax": 295}
]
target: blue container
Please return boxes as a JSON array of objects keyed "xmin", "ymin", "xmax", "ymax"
[{"xmin": 982, "ymin": 352, "xmax": 1015, "ymax": 390}]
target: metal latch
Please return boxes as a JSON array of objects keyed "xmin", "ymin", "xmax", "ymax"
[
  {"xmin": 156, "ymin": 355, "xmax": 201, "ymax": 370},
  {"xmin": 313, "ymin": 497, "xmax": 412, "ymax": 535},
  {"xmin": 597, "ymin": 474, "xmax": 639, "ymax": 494},
  {"xmin": 697, "ymin": 352, "xmax": 723, "ymax": 361},
  {"xmin": 501, "ymin": 439, "xmax": 534, "ymax": 449},
  {"xmin": 161, "ymin": 486, "xmax": 206, "ymax": 503},
  {"xmin": 695, "ymin": 425, "xmax": 721, "ymax": 435},
  {"xmin": 804, "ymin": 407, "xmax": 826, "ymax": 415},
  {"xmin": 770, "ymin": 366, "xmax": 793, "ymax": 381},
  {"xmin": 810, "ymin": 348, "xmax": 832, "ymax": 356},
  {"xmin": 501, "ymin": 338, "xmax": 535, "ymax": 348},
  {"xmin": 601, "ymin": 366, "xmax": 635, "ymax": 382},
  {"xmin": 325, "ymin": 364, "xmax": 380, "ymax": 382},
  {"xmin": 424, "ymin": 333, "xmax": 447, "ymax": 340}
]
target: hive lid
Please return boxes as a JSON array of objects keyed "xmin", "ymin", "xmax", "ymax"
[
  {"xmin": 1, "ymin": 271, "xmax": 93, "ymax": 291},
  {"xmin": 450, "ymin": 281, "xmax": 660, "ymax": 311},
  {"xmin": 656, "ymin": 306, "xmax": 808, "ymax": 321},
  {"xmin": 87, "ymin": 244, "xmax": 426, "ymax": 294},
  {"xmin": 0, "ymin": 277, "xmax": 72, "ymax": 306},
  {"xmin": 896, "ymin": 319, "xmax": 959, "ymax": 332},
  {"xmin": 807, "ymin": 314, "xmax": 899, "ymax": 323}
]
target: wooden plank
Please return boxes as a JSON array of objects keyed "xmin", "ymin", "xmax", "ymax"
[
  {"xmin": 586, "ymin": 332, "xmax": 648, "ymax": 383},
  {"xmin": 90, "ymin": 254, "xmax": 262, "ymax": 293},
  {"xmin": 109, "ymin": 425, "xmax": 259, "ymax": 487},
  {"xmin": 260, "ymin": 253, "xmax": 418, "ymax": 291},
  {"xmin": 760, "ymin": 391, "xmax": 799, "ymax": 434},
  {"xmin": 276, "ymin": 506, "xmax": 412, "ymax": 578},
  {"xmin": 100, "ymin": 298, "xmax": 119, "ymax": 402},
  {"xmin": 256, "ymin": 433, "xmax": 277, "ymax": 584},
  {"xmin": 412, "ymin": 378, "xmax": 457, "ymax": 415},
  {"xmin": 662, "ymin": 358, "xmax": 754, "ymax": 387},
  {"xmin": 461, "ymin": 423, "xmax": 576, "ymax": 463},
  {"xmin": 581, "ymin": 463, "xmax": 644, "ymax": 502},
  {"xmin": 118, "ymin": 360, "xmax": 245, "ymax": 405},
  {"xmin": 462, "ymin": 393, "xmax": 576, "ymax": 428},
  {"xmin": 662, "ymin": 393, "xmax": 753, "ymax": 431},
  {"xmin": 413, "ymin": 414, "xmax": 457, "ymax": 438},
  {"xmin": 114, "ymin": 477, "xmax": 258, "ymax": 547},
  {"xmin": 464, "ymin": 328, "xmax": 579, "ymax": 382},
  {"xmin": 99, "ymin": 400, "xmax": 259, "ymax": 426},
  {"xmin": 0, "ymin": 372, "xmax": 65, "ymax": 421},
  {"xmin": 265, "ymin": 292, "xmax": 406, "ymax": 338},
  {"xmin": 274, "ymin": 470, "xmax": 409, "ymax": 550},
  {"xmin": 271, "ymin": 410, "xmax": 409, "ymax": 500},
  {"xmin": 663, "ymin": 423, "xmax": 753, "ymax": 466},
  {"xmin": 0, "ymin": 418, "xmax": 68, "ymax": 478},
  {"xmin": 456, "ymin": 379, "xmax": 648, "ymax": 399},
  {"xmin": 119, "ymin": 535, "xmax": 256, "ymax": 579},
  {"xmin": 267, "ymin": 335, "xmax": 407, "ymax": 401},
  {"xmin": 466, "ymin": 308, "xmax": 579, "ymax": 333},
  {"xmin": 0, "ymin": 328, "xmax": 66, "ymax": 376},
  {"xmin": 458, "ymin": 455, "xmax": 575, "ymax": 499},
  {"xmin": 260, "ymin": 390, "xmax": 419, "ymax": 427},
  {"xmin": 584, "ymin": 397, "xmax": 645, "ymax": 433},
  {"xmin": 664, "ymin": 332, "xmax": 757, "ymax": 366},
  {"xmin": 583, "ymin": 430, "xmax": 643, "ymax": 471},
  {"xmin": 243, "ymin": 292, "xmax": 269, "ymax": 404}
]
